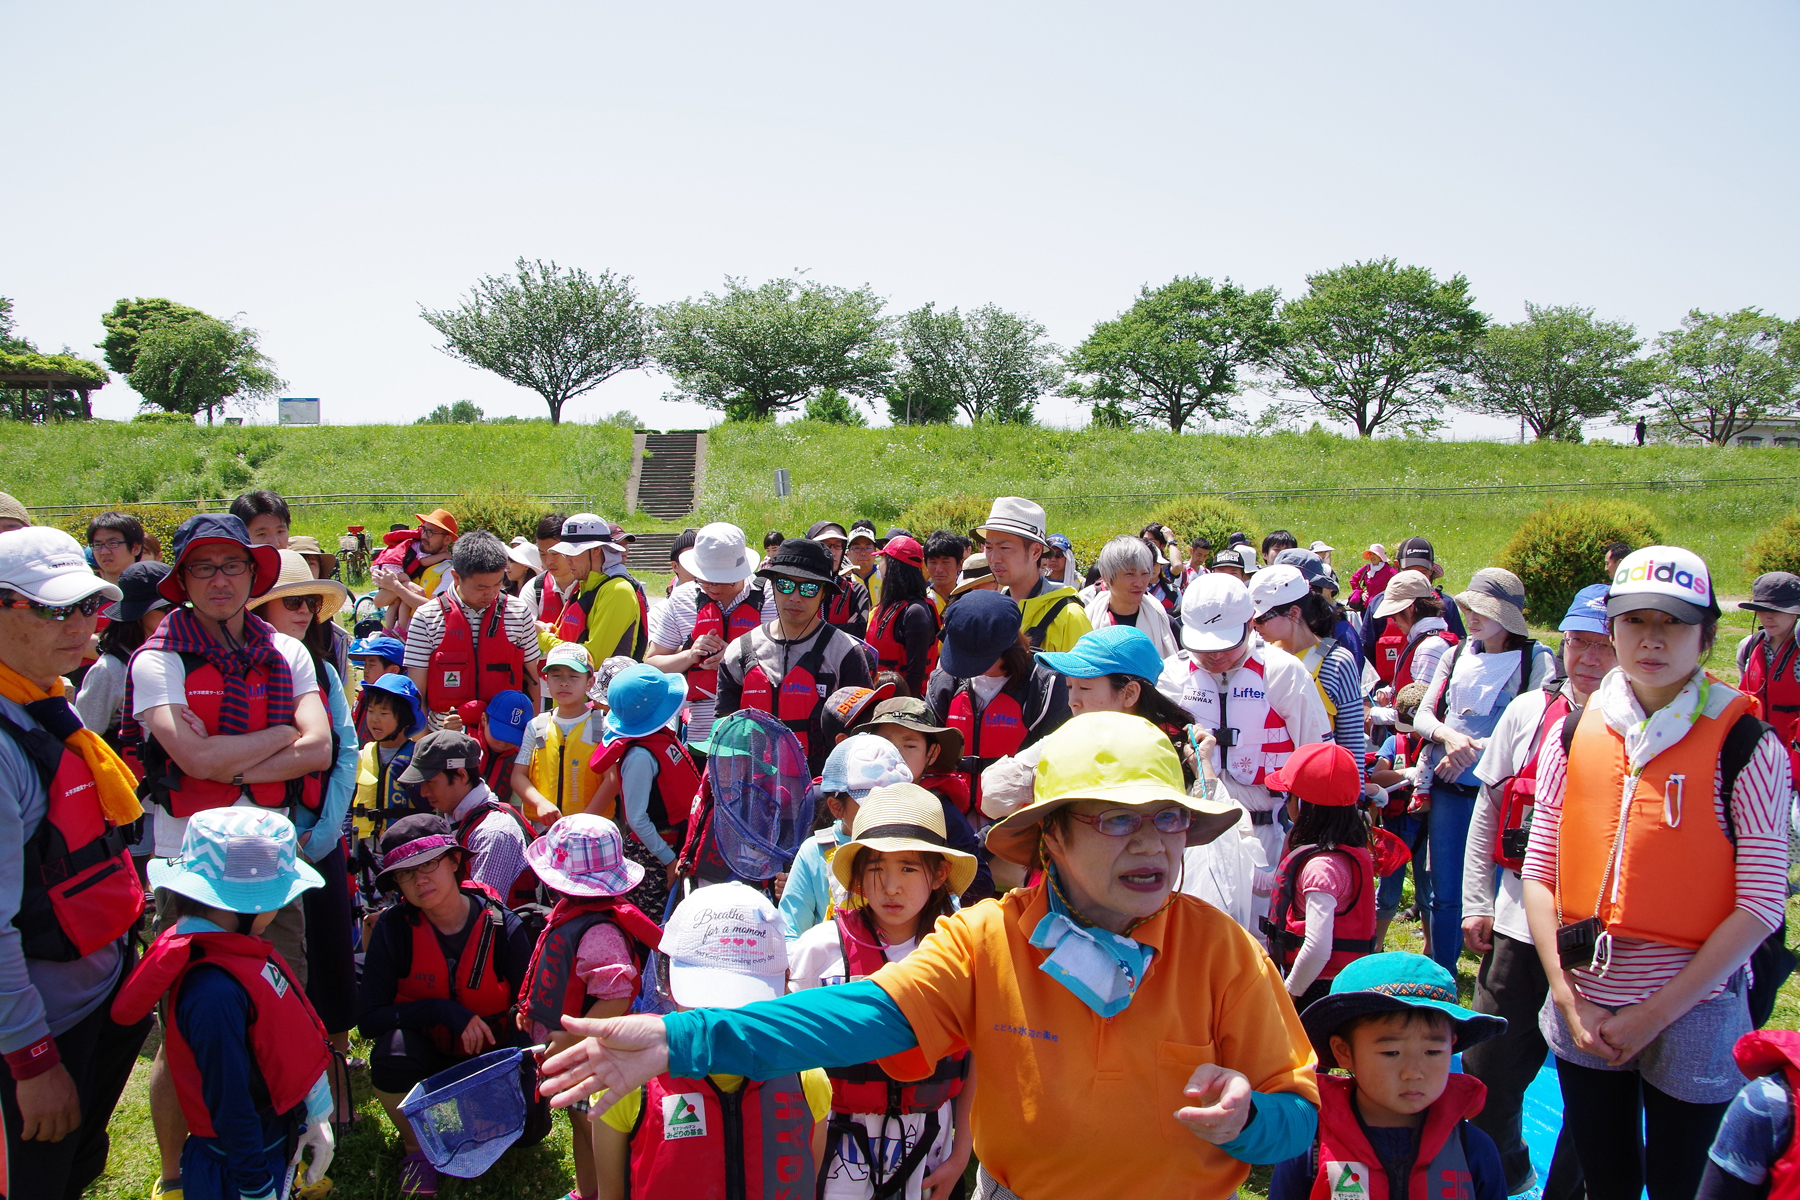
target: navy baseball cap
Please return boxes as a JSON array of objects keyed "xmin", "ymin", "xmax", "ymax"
[
  {"xmin": 483, "ymin": 690, "xmax": 534, "ymax": 748},
  {"xmin": 937, "ymin": 589, "xmax": 1023, "ymax": 678},
  {"xmin": 1558, "ymin": 585, "xmax": 1611, "ymax": 636}
]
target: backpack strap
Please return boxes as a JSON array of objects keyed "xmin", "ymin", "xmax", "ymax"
[
  {"xmin": 1720, "ymin": 713, "xmax": 1773, "ymax": 846},
  {"xmin": 1023, "ymin": 594, "xmax": 1075, "ymax": 649},
  {"xmin": 0, "ymin": 710, "xmax": 61, "ymax": 791},
  {"xmin": 1560, "ymin": 702, "xmax": 1583, "ymax": 759}
]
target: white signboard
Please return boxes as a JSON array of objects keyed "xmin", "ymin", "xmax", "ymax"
[{"xmin": 278, "ymin": 398, "xmax": 321, "ymax": 425}]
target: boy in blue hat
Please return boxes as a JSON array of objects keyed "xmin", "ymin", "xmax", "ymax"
[
  {"xmin": 588, "ymin": 663, "xmax": 697, "ymax": 915},
  {"xmin": 1269, "ymin": 952, "xmax": 1507, "ymax": 1200},
  {"xmin": 348, "ymin": 634, "xmax": 407, "ymax": 738},
  {"xmin": 351, "ymin": 673, "xmax": 428, "ymax": 843},
  {"xmin": 111, "ymin": 809, "xmax": 336, "ymax": 1200}
]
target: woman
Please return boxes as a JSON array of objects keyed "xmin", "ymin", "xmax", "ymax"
[
  {"xmin": 1082, "ymin": 535, "xmax": 1179, "ymax": 659},
  {"xmin": 1522, "ymin": 547, "xmax": 1792, "ymax": 1199},
  {"xmin": 249, "ymin": 552, "xmax": 361, "ymax": 1069},
  {"xmin": 504, "ymin": 536, "xmax": 543, "ymax": 601},
  {"xmin": 1249, "ymin": 564, "xmax": 1366, "ymax": 787},
  {"xmin": 1368, "ymin": 570, "xmax": 1457, "ymax": 695},
  {"xmin": 866, "ymin": 535, "xmax": 940, "ymax": 696},
  {"xmin": 1411, "ymin": 567, "xmax": 1554, "ymax": 972},
  {"xmin": 542, "ymin": 711, "xmax": 1321, "ymax": 1200},
  {"xmin": 358, "ymin": 814, "xmax": 537, "ymax": 1197}
]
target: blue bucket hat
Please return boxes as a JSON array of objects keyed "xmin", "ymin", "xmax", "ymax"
[
  {"xmin": 366, "ymin": 672, "xmax": 427, "ymax": 737},
  {"xmin": 158, "ymin": 514, "xmax": 282, "ymax": 605},
  {"xmin": 603, "ymin": 664, "xmax": 688, "ymax": 741},
  {"xmin": 482, "ymin": 689, "xmax": 534, "ymax": 748},
  {"xmin": 1038, "ymin": 625, "xmax": 1166, "ymax": 683},
  {"xmin": 350, "ymin": 634, "xmax": 407, "ymax": 667},
  {"xmin": 1559, "ymin": 583, "xmax": 1611, "ymax": 636},
  {"xmin": 148, "ymin": 808, "xmax": 323, "ymax": 914},
  {"xmin": 1299, "ymin": 952, "xmax": 1506, "ymax": 1063},
  {"xmin": 937, "ymin": 589, "xmax": 1023, "ymax": 678}
]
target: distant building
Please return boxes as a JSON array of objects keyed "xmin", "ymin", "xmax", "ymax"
[{"xmin": 1731, "ymin": 417, "xmax": 1800, "ymax": 448}]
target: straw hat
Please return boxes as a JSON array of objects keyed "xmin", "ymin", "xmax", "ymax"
[
  {"xmin": 831, "ymin": 783, "xmax": 979, "ymax": 897},
  {"xmin": 247, "ymin": 550, "xmax": 350, "ymax": 621}
]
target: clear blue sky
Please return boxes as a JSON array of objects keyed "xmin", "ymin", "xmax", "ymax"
[{"xmin": 7, "ymin": 1, "xmax": 1797, "ymax": 436}]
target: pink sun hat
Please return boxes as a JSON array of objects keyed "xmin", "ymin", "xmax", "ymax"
[{"xmin": 523, "ymin": 814, "xmax": 644, "ymax": 897}]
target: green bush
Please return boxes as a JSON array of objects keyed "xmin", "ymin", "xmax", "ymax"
[
  {"xmin": 898, "ymin": 495, "xmax": 993, "ymax": 542},
  {"xmin": 1747, "ymin": 513, "xmax": 1800, "ymax": 578},
  {"xmin": 1497, "ymin": 499, "xmax": 1665, "ymax": 622},
  {"xmin": 1144, "ymin": 496, "xmax": 1256, "ymax": 556},
  {"xmin": 453, "ymin": 491, "xmax": 552, "ymax": 541},
  {"xmin": 53, "ymin": 502, "xmax": 202, "ymax": 551},
  {"xmin": 130, "ymin": 411, "xmax": 194, "ymax": 425}
]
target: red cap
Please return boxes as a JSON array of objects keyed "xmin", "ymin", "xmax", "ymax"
[
  {"xmin": 1265, "ymin": 742, "xmax": 1360, "ymax": 807},
  {"xmin": 456, "ymin": 700, "xmax": 486, "ymax": 733},
  {"xmin": 878, "ymin": 535, "xmax": 924, "ymax": 569}
]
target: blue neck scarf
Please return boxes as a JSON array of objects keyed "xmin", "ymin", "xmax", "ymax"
[{"xmin": 1028, "ymin": 867, "xmax": 1158, "ymax": 1017}]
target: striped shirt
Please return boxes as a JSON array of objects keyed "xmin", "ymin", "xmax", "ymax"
[
  {"xmin": 402, "ymin": 589, "xmax": 542, "ymax": 675},
  {"xmin": 1313, "ymin": 643, "xmax": 1368, "ymax": 777},
  {"xmin": 647, "ymin": 581, "xmax": 778, "ymax": 745},
  {"xmin": 1522, "ymin": 710, "xmax": 1791, "ymax": 1007}
]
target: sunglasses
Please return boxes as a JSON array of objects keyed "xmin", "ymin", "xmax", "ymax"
[
  {"xmin": 279, "ymin": 595, "xmax": 323, "ymax": 613},
  {"xmin": 1068, "ymin": 807, "xmax": 1193, "ymax": 837},
  {"xmin": 0, "ymin": 591, "xmax": 109, "ymax": 621},
  {"xmin": 771, "ymin": 578, "xmax": 823, "ymax": 598}
]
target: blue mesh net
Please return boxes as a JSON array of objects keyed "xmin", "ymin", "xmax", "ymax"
[
  {"xmin": 705, "ymin": 710, "xmax": 812, "ymax": 882},
  {"xmin": 398, "ymin": 1047, "xmax": 533, "ymax": 1177}
]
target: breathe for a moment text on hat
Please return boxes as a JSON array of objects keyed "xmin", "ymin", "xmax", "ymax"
[{"xmin": 662, "ymin": 881, "xmax": 789, "ymax": 1007}]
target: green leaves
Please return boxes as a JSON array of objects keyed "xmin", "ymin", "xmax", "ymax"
[
  {"xmin": 891, "ymin": 302, "xmax": 1059, "ymax": 425},
  {"xmin": 416, "ymin": 400, "xmax": 485, "ymax": 425},
  {"xmin": 422, "ymin": 259, "xmax": 651, "ymax": 425},
  {"xmin": 803, "ymin": 387, "xmax": 869, "ymax": 426},
  {"xmin": 127, "ymin": 315, "xmax": 284, "ymax": 425},
  {"xmin": 1646, "ymin": 308, "xmax": 1796, "ymax": 445},
  {"xmin": 1459, "ymin": 303, "xmax": 1648, "ymax": 440},
  {"xmin": 98, "ymin": 297, "xmax": 209, "ymax": 376},
  {"xmin": 655, "ymin": 277, "xmax": 895, "ymax": 421}
]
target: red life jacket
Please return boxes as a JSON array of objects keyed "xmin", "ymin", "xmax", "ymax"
[
  {"xmin": 1742, "ymin": 632, "xmax": 1800, "ymax": 784},
  {"xmin": 425, "ymin": 596, "xmax": 526, "ymax": 712},
  {"xmin": 112, "ymin": 930, "xmax": 331, "ymax": 1139},
  {"xmin": 1733, "ymin": 1030, "xmax": 1800, "ymax": 1200},
  {"xmin": 630, "ymin": 1072, "xmax": 818, "ymax": 1200},
  {"xmin": 554, "ymin": 574, "xmax": 650, "ymax": 660},
  {"xmin": 1493, "ymin": 683, "xmax": 1571, "ymax": 873},
  {"xmin": 394, "ymin": 885, "xmax": 518, "ymax": 1053},
  {"xmin": 1379, "ymin": 733, "xmax": 1420, "ymax": 821},
  {"xmin": 539, "ymin": 578, "xmax": 566, "ymax": 627},
  {"xmin": 453, "ymin": 798, "xmax": 542, "ymax": 909},
  {"xmin": 738, "ymin": 632, "xmax": 833, "ymax": 759},
  {"xmin": 140, "ymin": 653, "xmax": 303, "ymax": 817},
  {"xmin": 945, "ymin": 678, "xmax": 1030, "ymax": 812},
  {"xmin": 1393, "ymin": 629, "xmax": 1458, "ymax": 691},
  {"xmin": 917, "ymin": 772, "xmax": 971, "ymax": 817},
  {"xmin": 824, "ymin": 579, "xmax": 864, "ymax": 632},
  {"xmin": 825, "ymin": 913, "xmax": 967, "ymax": 1116},
  {"xmin": 590, "ymin": 729, "xmax": 702, "ymax": 828},
  {"xmin": 865, "ymin": 601, "xmax": 939, "ymax": 678},
  {"xmin": 683, "ymin": 588, "xmax": 766, "ymax": 702},
  {"xmin": 0, "ymin": 711, "xmax": 144, "ymax": 963},
  {"xmin": 1262, "ymin": 844, "xmax": 1377, "ymax": 982},
  {"xmin": 481, "ymin": 747, "xmax": 514, "ymax": 805},
  {"xmin": 1306, "ymin": 1073, "xmax": 1482, "ymax": 1200},
  {"xmin": 520, "ymin": 896, "xmax": 662, "ymax": 1032}
]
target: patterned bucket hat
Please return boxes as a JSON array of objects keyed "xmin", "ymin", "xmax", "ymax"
[{"xmin": 524, "ymin": 813, "xmax": 644, "ymax": 897}]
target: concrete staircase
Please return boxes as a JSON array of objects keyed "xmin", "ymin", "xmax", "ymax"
[{"xmin": 631, "ymin": 430, "xmax": 703, "ymax": 520}]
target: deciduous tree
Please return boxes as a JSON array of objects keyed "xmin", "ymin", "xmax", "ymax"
[
  {"xmin": 656, "ymin": 277, "xmax": 894, "ymax": 421},
  {"xmin": 98, "ymin": 297, "xmax": 208, "ymax": 375},
  {"xmin": 1458, "ymin": 304, "xmax": 1649, "ymax": 440},
  {"xmin": 128, "ymin": 316, "xmax": 284, "ymax": 425},
  {"xmin": 422, "ymin": 259, "xmax": 650, "ymax": 426},
  {"xmin": 1065, "ymin": 276, "xmax": 1282, "ymax": 433},
  {"xmin": 803, "ymin": 387, "xmax": 869, "ymax": 426},
  {"xmin": 1275, "ymin": 259, "xmax": 1487, "ymax": 437},
  {"xmin": 892, "ymin": 303, "xmax": 1059, "ymax": 425},
  {"xmin": 1644, "ymin": 308, "xmax": 1796, "ymax": 445}
]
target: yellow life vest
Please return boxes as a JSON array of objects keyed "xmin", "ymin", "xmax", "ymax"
[{"xmin": 529, "ymin": 709, "xmax": 612, "ymax": 819}]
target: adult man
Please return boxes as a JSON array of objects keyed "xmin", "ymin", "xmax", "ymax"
[
  {"xmin": 922, "ymin": 531, "xmax": 969, "ymax": 614},
  {"xmin": 1259, "ymin": 529, "xmax": 1299, "ymax": 568},
  {"xmin": 1208, "ymin": 545, "xmax": 1253, "ymax": 583},
  {"xmin": 0, "ymin": 530, "xmax": 150, "ymax": 1200},
  {"xmin": 716, "ymin": 539, "xmax": 874, "ymax": 776},
  {"xmin": 227, "ymin": 490, "xmax": 291, "ymax": 549},
  {"xmin": 400, "ymin": 729, "xmax": 530, "ymax": 901},
  {"xmin": 975, "ymin": 497, "xmax": 1090, "ymax": 653},
  {"xmin": 808, "ymin": 520, "xmax": 871, "ymax": 638},
  {"xmin": 374, "ymin": 509, "xmax": 459, "ymax": 633},
  {"xmin": 84, "ymin": 515, "xmax": 146, "ymax": 585},
  {"xmin": 545, "ymin": 513, "xmax": 646, "ymax": 663},
  {"xmin": 1040, "ymin": 534, "xmax": 1075, "ymax": 585},
  {"xmin": 845, "ymin": 519, "xmax": 882, "ymax": 608},
  {"xmin": 645, "ymin": 523, "xmax": 776, "ymax": 754},
  {"xmin": 1158, "ymin": 573, "xmax": 1331, "ymax": 871},
  {"xmin": 404, "ymin": 530, "xmax": 542, "ymax": 724},
  {"xmin": 123, "ymin": 514, "xmax": 332, "ymax": 1199},
  {"xmin": 1360, "ymin": 536, "xmax": 1465, "ymax": 676},
  {"xmin": 1180, "ymin": 535, "xmax": 1211, "ymax": 591},
  {"xmin": 1603, "ymin": 540, "xmax": 1632, "ymax": 577},
  {"xmin": 0, "ymin": 493, "xmax": 30, "ymax": 533}
]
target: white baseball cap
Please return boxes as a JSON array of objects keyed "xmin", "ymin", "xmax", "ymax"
[
  {"xmin": 0, "ymin": 528, "xmax": 122, "ymax": 607},
  {"xmin": 1180, "ymin": 573, "xmax": 1254, "ymax": 652},
  {"xmin": 976, "ymin": 497, "xmax": 1048, "ymax": 547},
  {"xmin": 1606, "ymin": 545, "xmax": 1718, "ymax": 624},
  {"xmin": 1248, "ymin": 564, "xmax": 1309, "ymax": 618},
  {"xmin": 678, "ymin": 522, "xmax": 759, "ymax": 584},
  {"xmin": 550, "ymin": 513, "xmax": 621, "ymax": 557},
  {"xmin": 662, "ymin": 881, "xmax": 788, "ymax": 1007}
]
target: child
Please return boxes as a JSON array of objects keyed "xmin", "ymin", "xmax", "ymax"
[
  {"xmin": 1347, "ymin": 544, "xmax": 1396, "ymax": 614},
  {"xmin": 454, "ymin": 689, "xmax": 533, "ymax": 807},
  {"xmin": 593, "ymin": 882, "xmax": 830, "ymax": 1199},
  {"xmin": 787, "ymin": 785, "xmax": 976, "ymax": 1200},
  {"xmin": 1261, "ymin": 743, "xmax": 1378, "ymax": 1009},
  {"xmin": 512, "ymin": 642, "xmax": 609, "ymax": 825},
  {"xmin": 518, "ymin": 816, "xmax": 662, "ymax": 1200},
  {"xmin": 1269, "ymin": 952, "xmax": 1507, "ymax": 1200},
  {"xmin": 588, "ymin": 663, "xmax": 698, "ymax": 920},
  {"xmin": 111, "ymin": 810, "xmax": 336, "ymax": 1200},
  {"xmin": 1698, "ymin": 1029, "xmax": 1800, "ymax": 1198},
  {"xmin": 1370, "ymin": 682, "xmax": 1432, "ymax": 954},
  {"xmin": 348, "ymin": 634, "xmax": 407, "ymax": 736},
  {"xmin": 780, "ymin": 734, "xmax": 912, "ymax": 943},
  {"xmin": 351, "ymin": 673, "xmax": 428, "ymax": 844},
  {"xmin": 850, "ymin": 697, "xmax": 993, "ymax": 902}
]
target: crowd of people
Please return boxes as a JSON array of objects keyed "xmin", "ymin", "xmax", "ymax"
[{"xmin": 0, "ymin": 481, "xmax": 1798, "ymax": 1200}]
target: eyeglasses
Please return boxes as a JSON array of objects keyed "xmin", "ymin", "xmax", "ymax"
[
  {"xmin": 771, "ymin": 578, "xmax": 823, "ymax": 598},
  {"xmin": 1564, "ymin": 633, "xmax": 1613, "ymax": 656},
  {"xmin": 1067, "ymin": 807, "xmax": 1193, "ymax": 837},
  {"xmin": 182, "ymin": 559, "xmax": 251, "ymax": 579},
  {"xmin": 90, "ymin": 538, "xmax": 130, "ymax": 552},
  {"xmin": 0, "ymin": 591, "xmax": 109, "ymax": 621},
  {"xmin": 279, "ymin": 595, "xmax": 323, "ymax": 613},
  {"xmin": 393, "ymin": 855, "xmax": 456, "ymax": 884}
]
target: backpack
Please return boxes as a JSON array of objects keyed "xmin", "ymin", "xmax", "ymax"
[{"xmin": 673, "ymin": 709, "xmax": 813, "ymax": 896}]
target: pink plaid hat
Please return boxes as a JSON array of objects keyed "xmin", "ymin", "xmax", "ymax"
[{"xmin": 524, "ymin": 814, "xmax": 644, "ymax": 898}]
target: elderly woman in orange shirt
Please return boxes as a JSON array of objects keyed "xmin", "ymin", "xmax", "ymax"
[{"xmin": 539, "ymin": 711, "xmax": 1319, "ymax": 1200}]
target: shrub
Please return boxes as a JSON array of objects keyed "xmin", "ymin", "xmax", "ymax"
[
  {"xmin": 1497, "ymin": 499, "xmax": 1664, "ymax": 623},
  {"xmin": 1143, "ymin": 496, "xmax": 1257, "ymax": 557},
  {"xmin": 52, "ymin": 502, "xmax": 202, "ymax": 550},
  {"xmin": 131, "ymin": 411, "xmax": 194, "ymax": 425},
  {"xmin": 1746, "ymin": 513, "xmax": 1800, "ymax": 578},
  {"xmin": 453, "ymin": 491, "xmax": 551, "ymax": 542},
  {"xmin": 897, "ymin": 495, "xmax": 993, "ymax": 542}
]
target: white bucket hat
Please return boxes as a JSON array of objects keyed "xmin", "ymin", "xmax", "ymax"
[
  {"xmin": 976, "ymin": 497, "xmax": 1047, "ymax": 547},
  {"xmin": 678, "ymin": 522, "xmax": 759, "ymax": 584},
  {"xmin": 1180, "ymin": 573, "xmax": 1254, "ymax": 652},
  {"xmin": 507, "ymin": 537, "xmax": 543, "ymax": 573}
]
